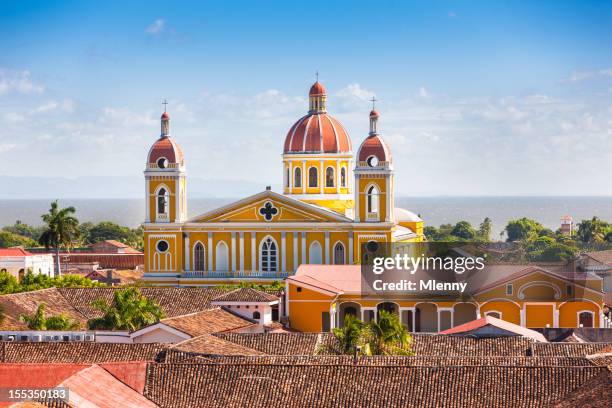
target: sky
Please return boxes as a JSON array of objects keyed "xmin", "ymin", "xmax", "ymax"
[{"xmin": 1, "ymin": 0, "xmax": 612, "ymax": 197}]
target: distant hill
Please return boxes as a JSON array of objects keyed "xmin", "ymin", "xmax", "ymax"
[{"xmin": 0, "ymin": 175, "xmax": 278, "ymax": 199}]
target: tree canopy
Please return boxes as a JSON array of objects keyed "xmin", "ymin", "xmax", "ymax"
[
  {"xmin": 20, "ymin": 303, "xmax": 79, "ymax": 331},
  {"xmin": 87, "ymin": 287, "xmax": 164, "ymax": 331}
]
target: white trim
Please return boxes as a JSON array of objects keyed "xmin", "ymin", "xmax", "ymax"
[
  {"xmin": 319, "ymin": 160, "xmax": 324, "ymax": 193},
  {"xmin": 302, "ymin": 115, "xmax": 314, "ymax": 152},
  {"xmin": 484, "ymin": 310, "xmax": 503, "ymax": 319},
  {"xmin": 324, "ymin": 232, "xmax": 330, "ymax": 264},
  {"xmin": 293, "ymin": 233, "xmax": 298, "ymax": 272},
  {"xmin": 287, "ymin": 115, "xmax": 307, "ymax": 151},
  {"xmin": 281, "ymin": 232, "xmax": 286, "ymax": 272},
  {"xmin": 576, "ymin": 310, "xmax": 596, "ymax": 328},
  {"xmin": 517, "ymin": 281, "xmax": 561, "ymax": 300},
  {"xmin": 130, "ymin": 322, "xmax": 192, "ymax": 340},
  {"xmin": 184, "ymin": 234, "xmax": 190, "ymax": 271},
  {"xmin": 207, "ymin": 233, "xmax": 213, "ymax": 271},
  {"xmin": 231, "ymin": 232, "xmax": 236, "ymax": 271},
  {"xmin": 251, "ymin": 232, "xmax": 256, "ymax": 273},
  {"xmin": 239, "ymin": 232, "xmax": 245, "ymax": 273},
  {"xmin": 309, "ymin": 240, "xmax": 323, "ymax": 264}
]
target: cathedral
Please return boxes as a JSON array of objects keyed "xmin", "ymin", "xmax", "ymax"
[{"xmin": 143, "ymin": 81, "xmax": 425, "ymax": 285}]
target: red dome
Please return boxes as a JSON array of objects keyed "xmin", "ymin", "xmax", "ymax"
[
  {"xmin": 369, "ymin": 109, "xmax": 380, "ymax": 118},
  {"xmin": 284, "ymin": 113, "xmax": 352, "ymax": 153},
  {"xmin": 309, "ymin": 81, "xmax": 326, "ymax": 96},
  {"xmin": 161, "ymin": 112, "xmax": 170, "ymax": 120},
  {"xmin": 147, "ymin": 136, "xmax": 184, "ymax": 165},
  {"xmin": 357, "ymin": 134, "xmax": 391, "ymax": 163}
]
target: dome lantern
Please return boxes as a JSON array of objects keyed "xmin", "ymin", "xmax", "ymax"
[{"xmin": 369, "ymin": 97, "xmax": 379, "ymax": 135}]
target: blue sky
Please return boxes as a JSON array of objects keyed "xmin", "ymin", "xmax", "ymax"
[{"xmin": 1, "ymin": 0, "xmax": 612, "ymax": 197}]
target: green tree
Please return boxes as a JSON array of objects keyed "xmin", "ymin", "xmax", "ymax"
[
  {"xmin": 2, "ymin": 221, "xmax": 45, "ymax": 242},
  {"xmin": 505, "ymin": 218, "xmax": 543, "ymax": 242},
  {"xmin": 0, "ymin": 271, "xmax": 20, "ymax": 294},
  {"xmin": 450, "ymin": 221, "xmax": 477, "ymax": 240},
  {"xmin": 576, "ymin": 217, "xmax": 609, "ymax": 243},
  {"xmin": 363, "ymin": 310, "xmax": 413, "ymax": 355},
  {"xmin": 332, "ymin": 314, "xmax": 365, "ymax": 354},
  {"xmin": 0, "ymin": 231, "xmax": 37, "ymax": 248},
  {"xmin": 478, "ymin": 217, "xmax": 492, "ymax": 241},
  {"xmin": 19, "ymin": 303, "xmax": 79, "ymax": 330},
  {"xmin": 38, "ymin": 201, "xmax": 79, "ymax": 276},
  {"xmin": 87, "ymin": 287, "xmax": 164, "ymax": 331},
  {"xmin": 86, "ymin": 221, "xmax": 132, "ymax": 244}
]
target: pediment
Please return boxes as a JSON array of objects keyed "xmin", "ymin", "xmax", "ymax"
[{"xmin": 188, "ymin": 190, "xmax": 351, "ymax": 224}]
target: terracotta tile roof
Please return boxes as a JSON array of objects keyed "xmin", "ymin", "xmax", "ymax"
[
  {"xmin": 0, "ymin": 288, "xmax": 87, "ymax": 330},
  {"xmin": 144, "ymin": 364, "xmax": 608, "ymax": 408},
  {"xmin": 0, "ymin": 248, "xmax": 32, "ymax": 257},
  {"xmin": 160, "ymin": 308, "xmax": 256, "ymax": 337},
  {"xmin": 59, "ymin": 364, "xmax": 157, "ymax": 407},
  {"xmin": 160, "ymin": 352, "xmax": 591, "ymax": 367},
  {"xmin": 439, "ymin": 316, "xmax": 547, "ymax": 342},
  {"xmin": 212, "ymin": 288, "xmax": 279, "ymax": 303},
  {"xmin": 171, "ymin": 334, "xmax": 265, "ymax": 356},
  {"xmin": 99, "ymin": 361, "xmax": 149, "ymax": 394},
  {"xmin": 213, "ymin": 333, "xmax": 326, "ymax": 355},
  {"xmin": 0, "ymin": 342, "xmax": 165, "ymax": 363},
  {"xmin": 531, "ymin": 342, "xmax": 612, "ymax": 357},
  {"xmin": 283, "ymin": 112, "xmax": 352, "ymax": 154},
  {"xmin": 58, "ymin": 287, "xmax": 230, "ymax": 319},
  {"xmin": 551, "ymin": 370, "xmax": 612, "ymax": 408},
  {"xmin": 584, "ymin": 249, "xmax": 612, "ymax": 265}
]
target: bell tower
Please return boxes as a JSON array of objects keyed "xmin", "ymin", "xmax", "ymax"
[
  {"xmin": 354, "ymin": 104, "xmax": 394, "ymax": 223},
  {"xmin": 144, "ymin": 108, "xmax": 187, "ymax": 224}
]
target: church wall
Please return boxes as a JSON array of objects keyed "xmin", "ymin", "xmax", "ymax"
[
  {"xmin": 479, "ymin": 301, "xmax": 521, "ymax": 325},
  {"xmin": 558, "ymin": 301, "xmax": 600, "ymax": 327},
  {"xmin": 148, "ymin": 178, "xmax": 177, "ymax": 223},
  {"xmin": 357, "ymin": 177, "xmax": 387, "ymax": 222}
]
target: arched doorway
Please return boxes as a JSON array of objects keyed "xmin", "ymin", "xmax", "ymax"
[
  {"xmin": 453, "ymin": 303, "xmax": 478, "ymax": 327},
  {"xmin": 578, "ymin": 311, "xmax": 594, "ymax": 328},
  {"xmin": 415, "ymin": 303, "xmax": 438, "ymax": 333},
  {"xmin": 376, "ymin": 302, "xmax": 399, "ymax": 320},
  {"xmin": 339, "ymin": 302, "xmax": 361, "ymax": 327},
  {"xmin": 309, "ymin": 241, "xmax": 322, "ymax": 264}
]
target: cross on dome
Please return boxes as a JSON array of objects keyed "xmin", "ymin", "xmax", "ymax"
[{"xmin": 162, "ymin": 99, "xmax": 168, "ymax": 112}]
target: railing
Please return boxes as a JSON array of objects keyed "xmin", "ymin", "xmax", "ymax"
[
  {"xmin": 183, "ymin": 270, "xmax": 291, "ymax": 279},
  {"xmin": 146, "ymin": 163, "xmax": 181, "ymax": 169},
  {"xmin": 602, "ymin": 314, "xmax": 612, "ymax": 328},
  {"xmin": 366, "ymin": 213, "xmax": 380, "ymax": 222}
]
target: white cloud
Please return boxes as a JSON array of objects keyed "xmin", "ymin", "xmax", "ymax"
[
  {"xmin": 565, "ymin": 68, "xmax": 612, "ymax": 83},
  {"xmin": 335, "ymin": 83, "xmax": 375, "ymax": 101},
  {"xmin": 146, "ymin": 19, "xmax": 166, "ymax": 35},
  {"xmin": 0, "ymin": 143, "xmax": 16, "ymax": 153},
  {"xmin": 3, "ymin": 112, "xmax": 25, "ymax": 124},
  {"xmin": 0, "ymin": 69, "xmax": 44, "ymax": 95}
]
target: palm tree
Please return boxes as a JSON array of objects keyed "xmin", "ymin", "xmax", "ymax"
[
  {"xmin": 332, "ymin": 314, "xmax": 364, "ymax": 354},
  {"xmin": 87, "ymin": 287, "xmax": 164, "ymax": 331},
  {"xmin": 39, "ymin": 201, "xmax": 79, "ymax": 277},
  {"xmin": 365, "ymin": 310, "xmax": 413, "ymax": 356}
]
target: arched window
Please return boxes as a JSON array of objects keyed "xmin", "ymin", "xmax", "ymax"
[
  {"xmin": 157, "ymin": 187, "xmax": 169, "ymax": 215},
  {"xmin": 294, "ymin": 167, "xmax": 302, "ymax": 188},
  {"xmin": 194, "ymin": 242, "xmax": 205, "ymax": 271},
  {"xmin": 285, "ymin": 167, "xmax": 290, "ymax": 188},
  {"xmin": 340, "ymin": 167, "xmax": 346, "ymax": 187},
  {"xmin": 309, "ymin": 241, "xmax": 322, "ymax": 264},
  {"xmin": 485, "ymin": 311, "xmax": 502, "ymax": 319},
  {"xmin": 325, "ymin": 167, "xmax": 334, "ymax": 187},
  {"xmin": 215, "ymin": 241, "xmax": 229, "ymax": 271},
  {"xmin": 366, "ymin": 185, "xmax": 379, "ymax": 215},
  {"xmin": 333, "ymin": 242, "xmax": 345, "ymax": 265},
  {"xmin": 308, "ymin": 167, "xmax": 318, "ymax": 188},
  {"xmin": 260, "ymin": 236, "xmax": 278, "ymax": 273},
  {"xmin": 253, "ymin": 311, "xmax": 261, "ymax": 320},
  {"xmin": 578, "ymin": 311, "xmax": 594, "ymax": 327}
]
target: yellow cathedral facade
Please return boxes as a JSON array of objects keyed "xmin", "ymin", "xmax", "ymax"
[{"xmin": 143, "ymin": 81, "xmax": 425, "ymax": 286}]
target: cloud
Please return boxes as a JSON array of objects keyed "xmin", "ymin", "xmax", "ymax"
[
  {"xmin": 146, "ymin": 19, "xmax": 166, "ymax": 35},
  {"xmin": 0, "ymin": 143, "xmax": 16, "ymax": 153},
  {"xmin": 565, "ymin": 68, "xmax": 612, "ymax": 83},
  {"xmin": 0, "ymin": 69, "xmax": 44, "ymax": 95}
]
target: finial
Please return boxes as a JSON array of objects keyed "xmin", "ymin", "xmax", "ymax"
[
  {"xmin": 162, "ymin": 99, "xmax": 168, "ymax": 112},
  {"xmin": 315, "ymin": 70, "xmax": 319, "ymax": 82},
  {"xmin": 370, "ymin": 96, "xmax": 377, "ymax": 110}
]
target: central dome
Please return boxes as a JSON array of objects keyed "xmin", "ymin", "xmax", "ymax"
[{"xmin": 283, "ymin": 81, "xmax": 352, "ymax": 154}]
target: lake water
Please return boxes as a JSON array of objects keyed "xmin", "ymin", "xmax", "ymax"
[{"xmin": 1, "ymin": 197, "xmax": 611, "ymax": 239}]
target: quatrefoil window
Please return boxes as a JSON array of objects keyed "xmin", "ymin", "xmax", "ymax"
[{"xmin": 259, "ymin": 202, "xmax": 279, "ymax": 221}]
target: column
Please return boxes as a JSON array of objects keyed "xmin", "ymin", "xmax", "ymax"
[
  {"xmin": 175, "ymin": 178, "xmax": 180, "ymax": 222},
  {"xmin": 145, "ymin": 178, "xmax": 150, "ymax": 223},
  {"xmin": 348, "ymin": 232, "xmax": 354, "ymax": 264},
  {"xmin": 231, "ymin": 232, "xmax": 236, "ymax": 273},
  {"xmin": 281, "ymin": 232, "xmax": 286, "ymax": 273},
  {"xmin": 385, "ymin": 177, "xmax": 391, "ymax": 222},
  {"xmin": 301, "ymin": 160, "xmax": 306, "ymax": 194},
  {"xmin": 289, "ymin": 161, "xmax": 293, "ymax": 190},
  {"xmin": 251, "ymin": 232, "xmax": 256, "ymax": 273},
  {"xmin": 293, "ymin": 233, "xmax": 298, "ymax": 271},
  {"xmin": 336, "ymin": 159, "xmax": 340, "ymax": 191},
  {"xmin": 553, "ymin": 308, "xmax": 559, "ymax": 328},
  {"xmin": 239, "ymin": 232, "xmax": 245, "ymax": 273},
  {"xmin": 207, "ymin": 232, "xmax": 213, "ymax": 271},
  {"xmin": 319, "ymin": 160, "xmax": 324, "ymax": 193},
  {"xmin": 354, "ymin": 174, "xmax": 360, "ymax": 222},
  {"xmin": 301, "ymin": 232, "xmax": 307, "ymax": 264},
  {"xmin": 324, "ymin": 231, "xmax": 330, "ymax": 264},
  {"xmin": 184, "ymin": 233, "xmax": 190, "ymax": 271}
]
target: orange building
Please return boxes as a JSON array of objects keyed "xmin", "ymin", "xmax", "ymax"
[{"xmin": 286, "ymin": 264, "xmax": 605, "ymax": 332}]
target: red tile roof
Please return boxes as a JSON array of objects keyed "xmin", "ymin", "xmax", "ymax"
[
  {"xmin": 439, "ymin": 316, "xmax": 547, "ymax": 342},
  {"xmin": 160, "ymin": 308, "xmax": 256, "ymax": 337},
  {"xmin": 212, "ymin": 288, "xmax": 279, "ymax": 303},
  {"xmin": 309, "ymin": 81, "xmax": 326, "ymax": 96},
  {"xmin": 284, "ymin": 113, "xmax": 352, "ymax": 153},
  {"xmin": 147, "ymin": 135, "xmax": 184, "ymax": 164},
  {"xmin": 0, "ymin": 247, "xmax": 33, "ymax": 257},
  {"xmin": 357, "ymin": 133, "xmax": 391, "ymax": 162}
]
